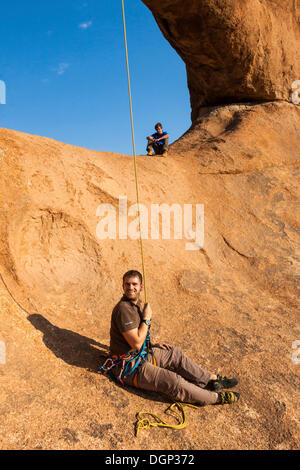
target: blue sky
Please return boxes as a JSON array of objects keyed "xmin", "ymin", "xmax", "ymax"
[{"xmin": 0, "ymin": 0, "xmax": 191, "ymax": 155}]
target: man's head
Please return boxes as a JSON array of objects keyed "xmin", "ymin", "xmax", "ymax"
[
  {"xmin": 155, "ymin": 122, "xmax": 163, "ymax": 134},
  {"xmin": 122, "ymin": 270, "xmax": 143, "ymax": 302}
]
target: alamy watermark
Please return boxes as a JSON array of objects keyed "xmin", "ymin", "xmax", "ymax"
[
  {"xmin": 0, "ymin": 341, "xmax": 6, "ymax": 364},
  {"xmin": 290, "ymin": 80, "xmax": 300, "ymax": 104},
  {"xmin": 0, "ymin": 80, "xmax": 6, "ymax": 104},
  {"xmin": 292, "ymin": 340, "xmax": 300, "ymax": 365},
  {"xmin": 96, "ymin": 196, "xmax": 204, "ymax": 251}
]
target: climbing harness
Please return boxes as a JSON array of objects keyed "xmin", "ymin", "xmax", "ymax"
[
  {"xmin": 99, "ymin": 330, "xmax": 153, "ymax": 385},
  {"xmin": 100, "ymin": 329, "xmax": 156, "ymax": 397}
]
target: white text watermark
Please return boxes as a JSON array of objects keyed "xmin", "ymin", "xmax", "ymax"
[
  {"xmin": 96, "ymin": 196, "xmax": 204, "ymax": 251},
  {"xmin": 290, "ymin": 80, "xmax": 300, "ymax": 104},
  {"xmin": 0, "ymin": 80, "xmax": 6, "ymax": 104},
  {"xmin": 0, "ymin": 341, "xmax": 6, "ymax": 364},
  {"xmin": 292, "ymin": 340, "xmax": 300, "ymax": 365}
]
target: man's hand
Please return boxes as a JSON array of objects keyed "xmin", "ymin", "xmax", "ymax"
[
  {"xmin": 152, "ymin": 343, "xmax": 172, "ymax": 351},
  {"xmin": 143, "ymin": 302, "xmax": 152, "ymax": 321}
]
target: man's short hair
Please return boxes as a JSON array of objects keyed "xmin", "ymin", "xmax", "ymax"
[
  {"xmin": 123, "ymin": 270, "xmax": 143, "ymax": 284},
  {"xmin": 155, "ymin": 122, "xmax": 162, "ymax": 130}
]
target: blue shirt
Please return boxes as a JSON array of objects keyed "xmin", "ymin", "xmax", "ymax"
[{"xmin": 151, "ymin": 131, "xmax": 168, "ymax": 145}]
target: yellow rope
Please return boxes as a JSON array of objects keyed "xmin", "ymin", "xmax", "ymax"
[
  {"xmin": 121, "ymin": 2, "xmax": 196, "ymax": 437},
  {"xmin": 121, "ymin": 0, "xmax": 148, "ymax": 303},
  {"xmin": 135, "ymin": 402, "xmax": 199, "ymax": 436}
]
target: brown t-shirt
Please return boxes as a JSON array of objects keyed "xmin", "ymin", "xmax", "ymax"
[{"xmin": 109, "ymin": 296, "xmax": 143, "ymax": 356}]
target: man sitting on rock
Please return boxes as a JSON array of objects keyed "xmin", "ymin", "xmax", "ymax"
[
  {"xmin": 146, "ymin": 123, "xmax": 169, "ymax": 157},
  {"xmin": 107, "ymin": 269, "xmax": 240, "ymax": 407}
]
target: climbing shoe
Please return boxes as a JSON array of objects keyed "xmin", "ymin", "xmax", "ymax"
[
  {"xmin": 217, "ymin": 391, "xmax": 240, "ymax": 405},
  {"xmin": 206, "ymin": 374, "xmax": 238, "ymax": 391},
  {"xmin": 147, "ymin": 151, "xmax": 154, "ymax": 156},
  {"xmin": 162, "ymin": 151, "xmax": 168, "ymax": 157}
]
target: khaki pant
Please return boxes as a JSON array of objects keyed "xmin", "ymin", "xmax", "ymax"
[
  {"xmin": 124, "ymin": 345, "xmax": 218, "ymax": 406},
  {"xmin": 147, "ymin": 138, "xmax": 169, "ymax": 155}
]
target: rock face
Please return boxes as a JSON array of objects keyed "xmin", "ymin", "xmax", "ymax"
[
  {"xmin": 0, "ymin": 0, "xmax": 299, "ymax": 452},
  {"xmin": 142, "ymin": 0, "xmax": 300, "ymax": 121}
]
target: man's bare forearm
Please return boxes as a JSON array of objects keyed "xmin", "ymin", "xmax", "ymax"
[
  {"xmin": 156, "ymin": 134, "xmax": 169, "ymax": 142},
  {"xmin": 135, "ymin": 322, "xmax": 149, "ymax": 349}
]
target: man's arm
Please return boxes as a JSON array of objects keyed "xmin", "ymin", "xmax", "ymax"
[
  {"xmin": 122, "ymin": 303, "xmax": 152, "ymax": 350},
  {"xmin": 155, "ymin": 133, "xmax": 169, "ymax": 142},
  {"xmin": 122, "ymin": 323, "xmax": 148, "ymax": 351}
]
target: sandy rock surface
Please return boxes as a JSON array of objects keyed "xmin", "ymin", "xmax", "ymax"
[{"xmin": 0, "ymin": 0, "xmax": 299, "ymax": 451}]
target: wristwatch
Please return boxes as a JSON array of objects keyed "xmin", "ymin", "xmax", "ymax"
[{"xmin": 142, "ymin": 319, "xmax": 151, "ymax": 326}]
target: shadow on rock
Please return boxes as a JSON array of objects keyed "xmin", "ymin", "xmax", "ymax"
[
  {"xmin": 28, "ymin": 314, "xmax": 109, "ymax": 373},
  {"xmin": 28, "ymin": 314, "xmax": 171, "ymax": 404}
]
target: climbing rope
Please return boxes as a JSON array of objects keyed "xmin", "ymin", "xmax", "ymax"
[
  {"xmin": 121, "ymin": 0, "xmax": 148, "ymax": 303},
  {"xmin": 121, "ymin": 3, "xmax": 201, "ymax": 435},
  {"xmin": 135, "ymin": 402, "xmax": 199, "ymax": 437},
  {"xmin": 121, "ymin": 2, "xmax": 199, "ymax": 436}
]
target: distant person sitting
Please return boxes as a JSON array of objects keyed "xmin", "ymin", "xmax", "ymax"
[{"xmin": 146, "ymin": 123, "xmax": 169, "ymax": 157}]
